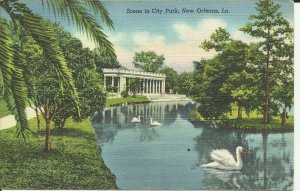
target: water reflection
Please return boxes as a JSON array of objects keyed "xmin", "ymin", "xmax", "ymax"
[
  {"xmin": 202, "ymin": 169, "xmax": 241, "ymax": 189},
  {"xmin": 92, "ymin": 101, "xmax": 191, "ymax": 144},
  {"xmin": 92, "ymin": 101, "xmax": 293, "ymax": 190}
]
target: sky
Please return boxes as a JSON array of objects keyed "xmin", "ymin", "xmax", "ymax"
[{"xmin": 24, "ymin": 0, "xmax": 294, "ymax": 72}]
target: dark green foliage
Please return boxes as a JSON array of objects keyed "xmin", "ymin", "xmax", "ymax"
[
  {"xmin": 121, "ymin": 90, "xmax": 129, "ymax": 98},
  {"xmin": 159, "ymin": 67, "xmax": 178, "ymax": 94},
  {"xmin": 177, "ymin": 72, "xmax": 193, "ymax": 95},
  {"xmin": 0, "ymin": 18, "xmax": 28, "ymax": 137},
  {"xmin": 129, "ymin": 78, "xmax": 142, "ymax": 97},
  {"xmin": 93, "ymin": 47, "xmax": 121, "ymax": 73},
  {"xmin": 194, "ymin": 57, "xmax": 232, "ymax": 119}
]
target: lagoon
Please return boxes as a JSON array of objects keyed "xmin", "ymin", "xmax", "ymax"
[{"xmin": 92, "ymin": 101, "xmax": 293, "ymax": 190}]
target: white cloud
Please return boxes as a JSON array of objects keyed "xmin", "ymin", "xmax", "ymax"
[
  {"xmin": 232, "ymin": 30, "xmax": 261, "ymax": 43},
  {"xmin": 73, "ymin": 33, "xmax": 96, "ymax": 50},
  {"xmin": 127, "ymin": 18, "xmax": 226, "ymax": 72},
  {"xmin": 79, "ymin": 18, "xmax": 268, "ymax": 72}
]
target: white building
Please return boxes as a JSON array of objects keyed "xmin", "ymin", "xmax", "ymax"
[{"xmin": 103, "ymin": 68, "xmax": 166, "ymax": 95}]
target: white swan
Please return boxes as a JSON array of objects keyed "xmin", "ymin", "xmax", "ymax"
[
  {"xmin": 131, "ymin": 115, "xmax": 141, "ymax": 123},
  {"xmin": 150, "ymin": 118, "xmax": 161, "ymax": 126},
  {"xmin": 201, "ymin": 146, "xmax": 246, "ymax": 170}
]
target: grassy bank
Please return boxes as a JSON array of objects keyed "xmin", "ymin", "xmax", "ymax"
[
  {"xmin": 106, "ymin": 95, "xmax": 149, "ymax": 106},
  {"xmin": 0, "ymin": 95, "xmax": 152, "ymax": 189},
  {"xmin": 0, "ymin": 118, "xmax": 118, "ymax": 189},
  {"xmin": 190, "ymin": 109, "xmax": 294, "ymax": 132}
]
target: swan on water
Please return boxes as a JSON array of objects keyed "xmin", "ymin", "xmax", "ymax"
[
  {"xmin": 201, "ymin": 146, "xmax": 246, "ymax": 170},
  {"xmin": 131, "ymin": 116, "xmax": 141, "ymax": 123},
  {"xmin": 150, "ymin": 118, "xmax": 161, "ymax": 126}
]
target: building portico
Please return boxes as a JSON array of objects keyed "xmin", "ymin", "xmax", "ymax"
[{"xmin": 103, "ymin": 68, "xmax": 166, "ymax": 95}]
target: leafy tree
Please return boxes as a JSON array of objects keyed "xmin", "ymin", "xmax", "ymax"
[
  {"xmin": 194, "ymin": 57, "xmax": 232, "ymax": 119},
  {"xmin": 51, "ymin": 26, "xmax": 107, "ymax": 129},
  {"xmin": 93, "ymin": 47, "xmax": 120, "ymax": 73},
  {"xmin": 199, "ymin": 28, "xmax": 255, "ymax": 119},
  {"xmin": 201, "ymin": 27, "xmax": 231, "ymax": 52},
  {"xmin": 240, "ymin": 0, "xmax": 293, "ymax": 123},
  {"xmin": 219, "ymin": 40, "xmax": 257, "ymax": 119},
  {"xmin": 177, "ymin": 72, "xmax": 193, "ymax": 95},
  {"xmin": 133, "ymin": 51, "xmax": 165, "ymax": 72},
  {"xmin": 272, "ymin": 33, "xmax": 294, "ymax": 126},
  {"xmin": 189, "ymin": 59, "xmax": 206, "ymax": 98},
  {"xmin": 0, "ymin": 0, "xmax": 115, "ymax": 137},
  {"xmin": 129, "ymin": 78, "xmax": 142, "ymax": 97},
  {"xmin": 21, "ymin": 22, "xmax": 108, "ymax": 152},
  {"xmin": 159, "ymin": 67, "xmax": 178, "ymax": 94}
]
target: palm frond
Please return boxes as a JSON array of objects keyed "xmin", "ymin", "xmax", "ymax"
[
  {"xmin": 2, "ymin": 2, "xmax": 78, "ymax": 98},
  {"xmin": 0, "ymin": 18, "xmax": 29, "ymax": 137},
  {"xmin": 81, "ymin": 0, "xmax": 114, "ymax": 30},
  {"xmin": 11, "ymin": 47, "xmax": 30, "ymax": 137},
  {"xmin": 42, "ymin": 0, "xmax": 116, "ymax": 59}
]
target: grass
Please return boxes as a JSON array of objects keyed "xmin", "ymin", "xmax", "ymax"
[
  {"xmin": 0, "ymin": 118, "xmax": 118, "ymax": 189},
  {"xmin": 0, "ymin": 97, "xmax": 11, "ymax": 118},
  {"xmin": 106, "ymin": 95, "xmax": 149, "ymax": 106},
  {"xmin": 190, "ymin": 107, "xmax": 294, "ymax": 132}
]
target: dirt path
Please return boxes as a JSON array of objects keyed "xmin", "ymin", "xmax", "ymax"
[{"xmin": 0, "ymin": 107, "xmax": 37, "ymax": 130}]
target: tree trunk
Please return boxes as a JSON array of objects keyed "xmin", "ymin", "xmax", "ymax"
[
  {"xmin": 35, "ymin": 107, "xmax": 41, "ymax": 131},
  {"xmin": 44, "ymin": 119, "xmax": 51, "ymax": 152},
  {"xmin": 281, "ymin": 107, "xmax": 287, "ymax": 126},
  {"xmin": 237, "ymin": 105, "xmax": 243, "ymax": 120},
  {"xmin": 263, "ymin": 23, "xmax": 271, "ymax": 124}
]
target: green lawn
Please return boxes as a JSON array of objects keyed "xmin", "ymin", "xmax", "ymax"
[
  {"xmin": 0, "ymin": 118, "xmax": 118, "ymax": 189},
  {"xmin": 106, "ymin": 95, "xmax": 149, "ymax": 106},
  {"xmin": 0, "ymin": 97, "xmax": 11, "ymax": 118}
]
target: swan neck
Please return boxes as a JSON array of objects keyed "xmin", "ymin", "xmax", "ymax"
[{"xmin": 236, "ymin": 150, "xmax": 242, "ymax": 167}]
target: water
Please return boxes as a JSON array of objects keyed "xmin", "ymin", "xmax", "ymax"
[{"xmin": 92, "ymin": 101, "xmax": 294, "ymax": 190}]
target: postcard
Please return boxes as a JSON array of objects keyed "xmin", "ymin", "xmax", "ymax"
[{"xmin": 0, "ymin": 0, "xmax": 295, "ymax": 190}]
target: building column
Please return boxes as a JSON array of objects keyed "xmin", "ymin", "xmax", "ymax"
[
  {"xmin": 158, "ymin": 80, "xmax": 161, "ymax": 94},
  {"xmin": 154, "ymin": 80, "xmax": 157, "ymax": 94},
  {"xmin": 119, "ymin": 77, "xmax": 126, "ymax": 93},
  {"xmin": 152, "ymin": 80, "xmax": 155, "ymax": 94},
  {"xmin": 162, "ymin": 80, "xmax": 165, "ymax": 94},
  {"xmin": 150, "ymin": 80, "xmax": 152, "ymax": 94}
]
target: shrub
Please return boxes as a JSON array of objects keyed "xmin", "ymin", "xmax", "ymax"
[{"xmin": 121, "ymin": 90, "xmax": 129, "ymax": 98}]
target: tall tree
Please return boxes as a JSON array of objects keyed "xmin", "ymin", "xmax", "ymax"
[
  {"xmin": 240, "ymin": 0, "xmax": 293, "ymax": 124},
  {"xmin": 0, "ymin": 0, "xmax": 115, "ymax": 137},
  {"xmin": 21, "ymin": 22, "xmax": 108, "ymax": 152},
  {"xmin": 93, "ymin": 47, "xmax": 120, "ymax": 73},
  {"xmin": 129, "ymin": 78, "xmax": 142, "ymax": 97},
  {"xmin": 133, "ymin": 51, "xmax": 165, "ymax": 72},
  {"xmin": 200, "ymin": 28, "xmax": 256, "ymax": 119},
  {"xmin": 159, "ymin": 67, "xmax": 178, "ymax": 94},
  {"xmin": 177, "ymin": 72, "xmax": 193, "ymax": 95}
]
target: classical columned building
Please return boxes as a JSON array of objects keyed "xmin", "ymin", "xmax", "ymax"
[{"xmin": 103, "ymin": 68, "xmax": 166, "ymax": 95}]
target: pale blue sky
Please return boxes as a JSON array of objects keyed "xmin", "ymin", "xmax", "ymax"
[{"xmin": 22, "ymin": 0, "xmax": 294, "ymax": 71}]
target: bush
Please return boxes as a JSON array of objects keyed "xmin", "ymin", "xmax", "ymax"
[{"xmin": 121, "ymin": 90, "xmax": 129, "ymax": 98}]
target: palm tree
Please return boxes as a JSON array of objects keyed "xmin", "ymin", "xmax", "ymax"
[{"xmin": 0, "ymin": 0, "xmax": 115, "ymax": 137}]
